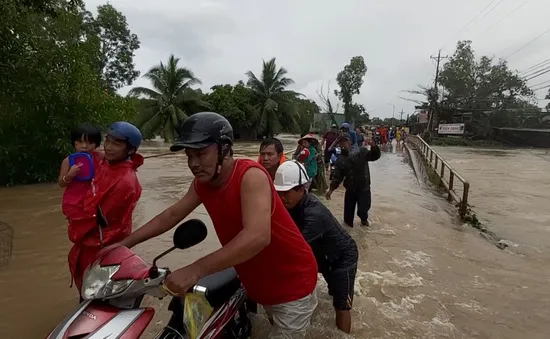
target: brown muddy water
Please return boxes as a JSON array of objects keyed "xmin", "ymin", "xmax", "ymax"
[{"xmin": 0, "ymin": 139, "xmax": 549, "ymax": 338}]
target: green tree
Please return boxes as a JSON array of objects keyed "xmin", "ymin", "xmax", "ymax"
[
  {"xmin": 85, "ymin": 4, "xmax": 141, "ymax": 92},
  {"xmin": 294, "ymin": 98, "xmax": 321, "ymax": 135},
  {"xmin": 129, "ymin": 55, "xmax": 208, "ymax": 141},
  {"xmin": 203, "ymin": 83, "xmax": 255, "ymax": 136},
  {"xmin": 246, "ymin": 58, "xmax": 301, "ymax": 138},
  {"xmin": 0, "ymin": 0, "xmax": 137, "ymax": 186},
  {"xmin": 335, "ymin": 56, "xmax": 368, "ymax": 122},
  {"xmin": 437, "ymin": 40, "xmax": 535, "ymax": 128}
]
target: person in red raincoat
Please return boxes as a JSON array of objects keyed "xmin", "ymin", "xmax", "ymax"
[{"xmin": 66, "ymin": 122, "xmax": 143, "ymax": 294}]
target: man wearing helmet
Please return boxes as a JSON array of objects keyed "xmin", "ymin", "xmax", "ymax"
[
  {"xmin": 67, "ymin": 122, "xmax": 144, "ymax": 294},
  {"xmin": 274, "ymin": 160, "xmax": 358, "ymax": 333},
  {"xmin": 120, "ymin": 112, "xmax": 319, "ymax": 339}
]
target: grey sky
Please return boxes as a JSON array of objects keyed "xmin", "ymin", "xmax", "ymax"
[{"xmin": 87, "ymin": 0, "xmax": 550, "ymax": 119}]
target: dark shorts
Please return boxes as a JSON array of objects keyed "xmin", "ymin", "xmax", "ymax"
[{"xmin": 322, "ymin": 263, "xmax": 357, "ymax": 311}]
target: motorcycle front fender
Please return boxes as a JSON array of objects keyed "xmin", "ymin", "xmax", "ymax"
[{"xmin": 47, "ymin": 300, "xmax": 155, "ymax": 339}]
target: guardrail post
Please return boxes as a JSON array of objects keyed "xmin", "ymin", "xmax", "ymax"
[
  {"xmin": 460, "ymin": 182, "xmax": 470, "ymax": 217},
  {"xmin": 448, "ymin": 173, "xmax": 454, "ymax": 201}
]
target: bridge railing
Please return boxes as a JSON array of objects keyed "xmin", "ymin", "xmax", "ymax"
[{"xmin": 406, "ymin": 135, "xmax": 470, "ymax": 217}]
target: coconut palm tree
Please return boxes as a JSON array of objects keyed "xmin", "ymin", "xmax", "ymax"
[
  {"xmin": 129, "ymin": 54, "xmax": 209, "ymax": 141},
  {"xmin": 246, "ymin": 58, "xmax": 302, "ymax": 138}
]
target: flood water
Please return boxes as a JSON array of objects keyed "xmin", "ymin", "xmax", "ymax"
[
  {"xmin": 0, "ymin": 140, "xmax": 549, "ymax": 338},
  {"xmin": 433, "ymin": 146, "xmax": 550, "ymax": 262}
]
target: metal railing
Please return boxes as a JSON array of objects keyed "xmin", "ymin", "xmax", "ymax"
[{"xmin": 406, "ymin": 135, "xmax": 470, "ymax": 217}]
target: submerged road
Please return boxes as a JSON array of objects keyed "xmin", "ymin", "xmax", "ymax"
[{"xmin": 0, "ymin": 141, "xmax": 548, "ymax": 338}]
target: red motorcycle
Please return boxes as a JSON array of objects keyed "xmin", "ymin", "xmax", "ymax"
[{"xmin": 47, "ymin": 219, "xmax": 253, "ymax": 339}]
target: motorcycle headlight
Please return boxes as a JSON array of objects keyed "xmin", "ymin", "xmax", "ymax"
[{"xmin": 81, "ymin": 263, "xmax": 132, "ymax": 300}]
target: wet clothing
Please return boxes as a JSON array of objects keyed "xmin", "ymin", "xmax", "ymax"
[
  {"xmin": 67, "ymin": 154, "xmax": 143, "ymax": 290},
  {"xmin": 62, "ymin": 180, "xmax": 91, "ymax": 221},
  {"xmin": 311, "ymin": 143, "xmax": 327, "ymax": 193},
  {"xmin": 303, "ymin": 146, "xmax": 317, "ymax": 179},
  {"xmin": 194, "ymin": 159, "xmax": 318, "ymax": 306},
  {"xmin": 264, "ymin": 292, "xmax": 318, "ymax": 339},
  {"xmin": 288, "ymin": 193, "xmax": 358, "ymax": 273},
  {"xmin": 322, "ymin": 263, "xmax": 357, "ymax": 310},
  {"xmin": 287, "ymin": 193, "xmax": 358, "ymax": 311},
  {"xmin": 331, "ymin": 146, "xmax": 380, "ymax": 227},
  {"xmin": 344, "ymin": 189, "xmax": 371, "ymax": 225},
  {"xmin": 322, "ymin": 131, "xmax": 339, "ymax": 163},
  {"xmin": 330, "ymin": 146, "xmax": 381, "ymax": 193}
]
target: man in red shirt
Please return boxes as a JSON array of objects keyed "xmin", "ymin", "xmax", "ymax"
[
  {"xmin": 320, "ymin": 124, "xmax": 339, "ymax": 172},
  {"xmin": 120, "ymin": 112, "xmax": 319, "ymax": 338}
]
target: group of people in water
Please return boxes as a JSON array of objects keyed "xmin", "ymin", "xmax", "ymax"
[{"xmin": 58, "ymin": 114, "xmax": 385, "ymax": 338}]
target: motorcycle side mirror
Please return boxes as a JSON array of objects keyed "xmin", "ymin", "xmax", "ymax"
[
  {"xmin": 149, "ymin": 219, "xmax": 208, "ymax": 279},
  {"xmin": 173, "ymin": 219, "xmax": 208, "ymax": 250}
]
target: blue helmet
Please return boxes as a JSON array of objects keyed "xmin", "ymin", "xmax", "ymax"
[
  {"xmin": 340, "ymin": 122, "xmax": 350, "ymax": 130},
  {"xmin": 106, "ymin": 122, "xmax": 142, "ymax": 149}
]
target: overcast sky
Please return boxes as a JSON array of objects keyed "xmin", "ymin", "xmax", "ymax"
[{"xmin": 87, "ymin": 0, "xmax": 550, "ymax": 119}]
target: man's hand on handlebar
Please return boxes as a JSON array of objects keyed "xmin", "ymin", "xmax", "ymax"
[{"xmin": 164, "ymin": 263, "xmax": 201, "ymax": 296}]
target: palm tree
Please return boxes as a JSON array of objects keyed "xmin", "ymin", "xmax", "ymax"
[
  {"xmin": 246, "ymin": 58, "xmax": 302, "ymax": 138},
  {"xmin": 129, "ymin": 54, "xmax": 208, "ymax": 141}
]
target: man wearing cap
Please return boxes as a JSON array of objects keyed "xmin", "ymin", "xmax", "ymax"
[
  {"xmin": 274, "ymin": 160, "xmax": 359, "ymax": 333},
  {"xmin": 320, "ymin": 124, "xmax": 339, "ymax": 172},
  {"xmin": 326, "ymin": 133, "xmax": 381, "ymax": 227}
]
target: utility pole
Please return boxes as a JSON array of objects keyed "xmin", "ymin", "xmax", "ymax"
[
  {"xmin": 399, "ymin": 109, "xmax": 405, "ymax": 123},
  {"xmin": 388, "ymin": 103, "xmax": 395, "ymax": 126},
  {"xmin": 427, "ymin": 49, "xmax": 448, "ymax": 134}
]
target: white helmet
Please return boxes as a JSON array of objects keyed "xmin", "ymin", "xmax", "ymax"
[{"xmin": 273, "ymin": 160, "xmax": 309, "ymax": 192}]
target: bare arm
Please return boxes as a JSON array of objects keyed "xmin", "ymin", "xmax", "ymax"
[
  {"xmin": 57, "ymin": 157, "xmax": 70, "ymax": 188},
  {"xmin": 120, "ymin": 183, "xmax": 202, "ymax": 248},
  {"xmin": 192, "ymin": 167, "xmax": 272, "ymax": 278}
]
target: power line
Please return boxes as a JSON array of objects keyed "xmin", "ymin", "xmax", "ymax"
[
  {"xmin": 504, "ymin": 27, "xmax": 550, "ymax": 60},
  {"xmin": 530, "ymin": 79, "xmax": 550, "ymax": 88},
  {"xmin": 440, "ymin": 0, "xmax": 499, "ymax": 50},
  {"xmin": 533, "ymin": 84, "xmax": 550, "ymax": 92},
  {"xmin": 519, "ymin": 58, "xmax": 550, "ymax": 74},
  {"xmin": 524, "ymin": 67, "xmax": 550, "ymax": 81},
  {"xmin": 474, "ymin": 0, "xmax": 509, "ymax": 30},
  {"xmin": 478, "ymin": 0, "xmax": 531, "ymax": 38}
]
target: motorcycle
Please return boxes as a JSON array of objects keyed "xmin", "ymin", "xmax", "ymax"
[
  {"xmin": 47, "ymin": 219, "xmax": 253, "ymax": 339},
  {"xmin": 329, "ymin": 146, "xmax": 341, "ymax": 180}
]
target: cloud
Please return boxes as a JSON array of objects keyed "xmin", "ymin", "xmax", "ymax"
[{"xmin": 86, "ymin": 0, "xmax": 550, "ymax": 117}]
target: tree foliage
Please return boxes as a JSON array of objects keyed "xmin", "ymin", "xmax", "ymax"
[
  {"xmin": 129, "ymin": 54, "xmax": 208, "ymax": 141},
  {"xmin": 335, "ymin": 56, "xmax": 367, "ymax": 122},
  {"xmin": 436, "ymin": 40, "xmax": 542, "ymax": 128},
  {"xmin": 203, "ymin": 83, "xmax": 255, "ymax": 137},
  {"xmin": 246, "ymin": 58, "xmax": 302, "ymax": 138},
  {"xmin": 0, "ymin": 0, "xmax": 138, "ymax": 186},
  {"xmin": 86, "ymin": 4, "xmax": 141, "ymax": 92}
]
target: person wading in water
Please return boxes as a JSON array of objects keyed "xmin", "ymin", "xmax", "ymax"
[
  {"xmin": 326, "ymin": 134, "xmax": 381, "ymax": 227},
  {"xmin": 119, "ymin": 112, "xmax": 319, "ymax": 339},
  {"xmin": 274, "ymin": 160, "xmax": 359, "ymax": 333}
]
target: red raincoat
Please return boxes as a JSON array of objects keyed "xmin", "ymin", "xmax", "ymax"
[{"xmin": 67, "ymin": 154, "xmax": 143, "ymax": 291}]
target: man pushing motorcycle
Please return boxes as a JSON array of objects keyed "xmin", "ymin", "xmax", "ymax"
[{"xmin": 119, "ymin": 112, "xmax": 319, "ymax": 339}]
